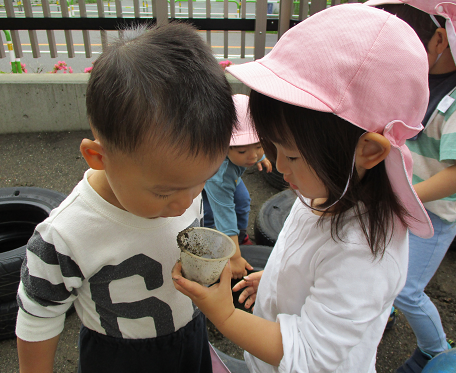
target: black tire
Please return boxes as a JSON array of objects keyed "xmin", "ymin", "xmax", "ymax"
[
  {"xmin": 232, "ymin": 245, "xmax": 273, "ymax": 310},
  {"xmin": 0, "ymin": 187, "xmax": 66, "ymax": 302},
  {"xmin": 449, "ymin": 237, "xmax": 456, "ymax": 251},
  {"xmin": 239, "ymin": 245, "xmax": 273, "ymax": 272},
  {"xmin": 0, "ymin": 300, "xmax": 19, "ymax": 341},
  {"xmin": 254, "ymin": 189, "xmax": 296, "ymax": 247},
  {"xmin": 262, "ymin": 163, "xmax": 289, "ymax": 191}
]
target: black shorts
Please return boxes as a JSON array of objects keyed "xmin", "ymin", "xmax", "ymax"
[{"xmin": 78, "ymin": 312, "xmax": 212, "ymax": 373}]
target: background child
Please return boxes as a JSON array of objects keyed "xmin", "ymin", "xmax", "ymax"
[
  {"xmin": 365, "ymin": 1, "xmax": 456, "ymax": 372},
  {"xmin": 203, "ymin": 94, "xmax": 272, "ymax": 279},
  {"xmin": 172, "ymin": 4, "xmax": 434, "ymax": 372},
  {"xmin": 15, "ymin": 23, "xmax": 236, "ymax": 373}
]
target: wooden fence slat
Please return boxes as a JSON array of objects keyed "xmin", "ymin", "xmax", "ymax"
[
  {"xmin": 41, "ymin": 0, "xmax": 58, "ymax": 58},
  {"xmin": 97, "ymin": 0, "xmax": 108, "ymax": 50},
  {"xmin": 169, "ymin": 0, "xmax": 175, "ymax": 18},
  {"xmin": 224, "ymin": 0, "xmax": 228, "ymax": 58},
  {"xmin": 240, "ymin": 0, "xmax": 246, "ymax": 58},
  {"xmin": 23, "ymin": 0, "xmax": 41, "ymax": 58},
  {"xmin": 115, "ymin": 0, "xmax": 124, "ymax": 38},
  {"xmin": 309, "ymin": 0, "xmax": 326, "ymax": 15},
  {"xmin": 4, "ymin": 0, "xmax": 23, "ymax": 58},
  {"xmin": 78, "ymin": 0, "xmax": 92, "ymax": 58},
  {"xmin": 155, "ymin": 0, "xmax": 169, "ymax": 24},
  {"xmin": 0, "ymin": 32, "xmax": 5, "ymax": 59},
  {"xmin": 188, "ymin": 0, "xmax": 194, "ymax": 18},
  {"xmin": 60, "ymin": 0, "xmax": 75, "ymax": 58},
  {"xmin": 133, "ymin": 0, "xmax": 141, "ymax": 17},
  {"xmin": 299, "ymin": 0, "xmax": 310, "ymax": 20},
  {"xmin": 278, "ymin": 0, "xmax": 292, "ymax": 38},
  {"xmin": 254, "ymin": 0, "xmax": 267, "ymax": 60},
  {"xmin": 206, "ymin": 0, "xmax": 211, "ymax": 47}
]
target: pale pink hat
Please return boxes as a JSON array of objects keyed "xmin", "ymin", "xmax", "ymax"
[
  {"xmin": 227, "ymin": 3, "xmax": 434, "ymax": 238},
  {"xmin": 364, "ymin": 0, "xmax": 456, "ymax": 63},
  {"xmin": 230, "ymin": 94, "xmax": 260, "ymax": 146}
]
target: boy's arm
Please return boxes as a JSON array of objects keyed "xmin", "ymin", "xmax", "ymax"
[
  {"xmin": 413, "ymin": 164, "xmax": 456, "ymax": 203},
  {"xmin": 17, "ymin": 335, "xmax": 60, "ymax": 373}
]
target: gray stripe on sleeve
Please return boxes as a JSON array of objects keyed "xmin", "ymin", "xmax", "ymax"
[
  {"xmin": 27, "ymin": 230, "xmax": 84, "ymax": 280},
  {"xmin": 21, "ymin": 257, "xmax": 76, "ymax": 303}
]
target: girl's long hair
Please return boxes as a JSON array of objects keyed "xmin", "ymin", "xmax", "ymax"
[{"xmin": 249, "ymin": 90, "xmax": 410, "ymax": 257}]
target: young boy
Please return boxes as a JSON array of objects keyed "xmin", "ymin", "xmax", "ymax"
[
  {"xmin": 15, "ymin": 23, "xmax": 236, "ymax": 373},
  {"xmin": 202, "ymin": 94, "xmax": 272, "ymax": 279},
  {"xmin": 366, "ymin": 2, "xmax": 456, "ymax": 372}
]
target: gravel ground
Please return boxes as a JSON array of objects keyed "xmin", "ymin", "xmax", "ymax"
[{"xmin": 0, "ymin": 130, "xmax": 454, "ymax": 372}]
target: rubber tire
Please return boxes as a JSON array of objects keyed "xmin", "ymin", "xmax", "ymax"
[
  {"xmin": 239, "ymin": 245, "xmax": 273, "ymax": 272},
  {"xmin": 262, "ymin": 163, "xmax": 289, "ymax": 191},
  {"xmin": 0, "ymin": 300, "xmax": 19, "ymax": 341},
  {"xmin": 254, "ymin": 189, "xmax": 296, "ymax": 247},
  {"xmin": 449, "ymin": 237, "xmax": 456, "ymax": 251},
  {"xmin": 0, "ymin": 187, "xmax": 66, "ymax": 303}
]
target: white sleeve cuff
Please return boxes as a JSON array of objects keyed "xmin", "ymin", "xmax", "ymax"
[{"xmin": 15, "ymin": 308, "xmax": 66, "ymax": 342}]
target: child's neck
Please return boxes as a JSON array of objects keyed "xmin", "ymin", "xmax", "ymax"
[
  {"xmin": 87, "ymin": 170, "xmax": 125, "ymax": 211},
  {"xmin": 311, "ymin": 198, "xmax": 331, "ymax": 216},
  {"xmin": 430, "ymin": 49, "xmax": 456, "ymax": 75}
]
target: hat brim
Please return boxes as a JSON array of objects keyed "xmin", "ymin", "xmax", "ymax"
[
  {"xmin": 363, "ymin": 0, "xmax": 403, "ymax": 6},
  {"xmin": 227, "ymin": 64, "xmax": 434, "ymax": 239},
  {"xmin": 230, "ymin": 131, "xmax": 259, "ymax": 147},
  {"xmin": 227, "ymin": 62, "xmax": 333, "ymax": 113},
  {"xmin": 386, "ymin": 145, "xmax": 433, "ymax": 238}
]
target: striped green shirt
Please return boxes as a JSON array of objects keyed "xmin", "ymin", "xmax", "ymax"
[{"xmin": 406, "ymin": 88, "xmax": 456, "ymax": 223}]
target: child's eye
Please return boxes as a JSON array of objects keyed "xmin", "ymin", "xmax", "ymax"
[
  {"xmin": 154, "ymin": 193, "xmax": 170, "ymax": 200},
  {"xmin": 287, "ymin": 157, "xmax": 298, "ymax": 162},
  {"xmin": 238, "ymin": 151, "xmax": 246, "ymax": 154}
]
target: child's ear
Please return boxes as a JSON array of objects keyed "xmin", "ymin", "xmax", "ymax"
[
  {"xmin": 428, "ymin": 27, "xmax": 449, "ymax": 55},
  {"xmin": 80, "ymin": 138, "xmax": 106, "ymax": 170},
  {"xmin": 355, "ymin": 133, "xmax": 391, "ymax": 171}
]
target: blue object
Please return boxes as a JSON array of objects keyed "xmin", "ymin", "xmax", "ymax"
[{"xmin": 422, "ymin": 349, "xmax": 456, "ymax": 372}]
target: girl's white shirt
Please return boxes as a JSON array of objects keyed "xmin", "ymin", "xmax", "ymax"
[{"xmin": 245, "ymin": 197, "xmax": 408, "ymax": 373}]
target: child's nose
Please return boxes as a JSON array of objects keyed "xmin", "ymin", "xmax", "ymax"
[
  {"xmin": 169, "ymin": 193, "xmax": 193, "ymax": 213},
  {"xmin": 275, "ymin": 152, "xmax": 288, "ymax": 175},
  {"xmin": 171, "ymin": 187, "xmax": 202, "ymax": 212},
  {"xmin": 248, "ymin": 150, "xmax": 259, "ymax": 161}
]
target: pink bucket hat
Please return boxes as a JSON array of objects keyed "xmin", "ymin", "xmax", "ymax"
[
  {"xmin": 227, "ymin": 3, "xmax": 434, "ymax": 238},
  {"xmin": 364, "ymin": 0, "xmax": 456, "ymax": 63},
  {"xmin": 230, "ymin": 94, "xmax": 260, "ymax": 146}
]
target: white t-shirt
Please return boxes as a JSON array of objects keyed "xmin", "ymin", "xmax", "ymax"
[
  {"xmin": 245, "ymin": 197, "xmax": 408, "ymax": 373},
  {"xmin": 16, "ymin": 169, "xmax": 203, "ymax": 342}
]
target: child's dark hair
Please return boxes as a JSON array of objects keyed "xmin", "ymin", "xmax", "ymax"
[
  {"xmin": 249, "ymin": 90, "xmax": 410, "ymax": 257},
  {"xmin": 86, "ymin": 22, "xmax": 236, "ymax": 158},
  {"xmin": 377, "ymin": 4, "xmax": 446, "ymax": 49}
]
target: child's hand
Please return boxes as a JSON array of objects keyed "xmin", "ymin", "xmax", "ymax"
[
  {"xmin": 233, "ymin": 271, "xmax": 263, "ymax": 310},
  {"xmin": 257, "ymin": 157, "xmax": 273, "ymax": 173},
  {"xmin": 172, "ymin": 261, "xmax": 235, "ymax": 326},
  {"xmin": 230, "ymin": 256, "xmax": 253, "ymax": 279}
]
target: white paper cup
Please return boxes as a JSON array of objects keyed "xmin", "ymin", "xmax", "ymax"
[{"xmin": 177, "ymin": 227, "xmax": 236, "ymax": 286}]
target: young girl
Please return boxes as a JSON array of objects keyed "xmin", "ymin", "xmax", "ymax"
[
  {"xmin": 203, "ymin": 94, "xmax": 272, "ymax": 279},
  {"xmin": 173, "ymin": 4, "xmax": 434, "ymax": 372}
]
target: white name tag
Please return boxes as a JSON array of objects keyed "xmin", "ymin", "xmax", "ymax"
[{"xmin": 437, "ymin": 95, "xmax": 455, "ymax": 113}]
